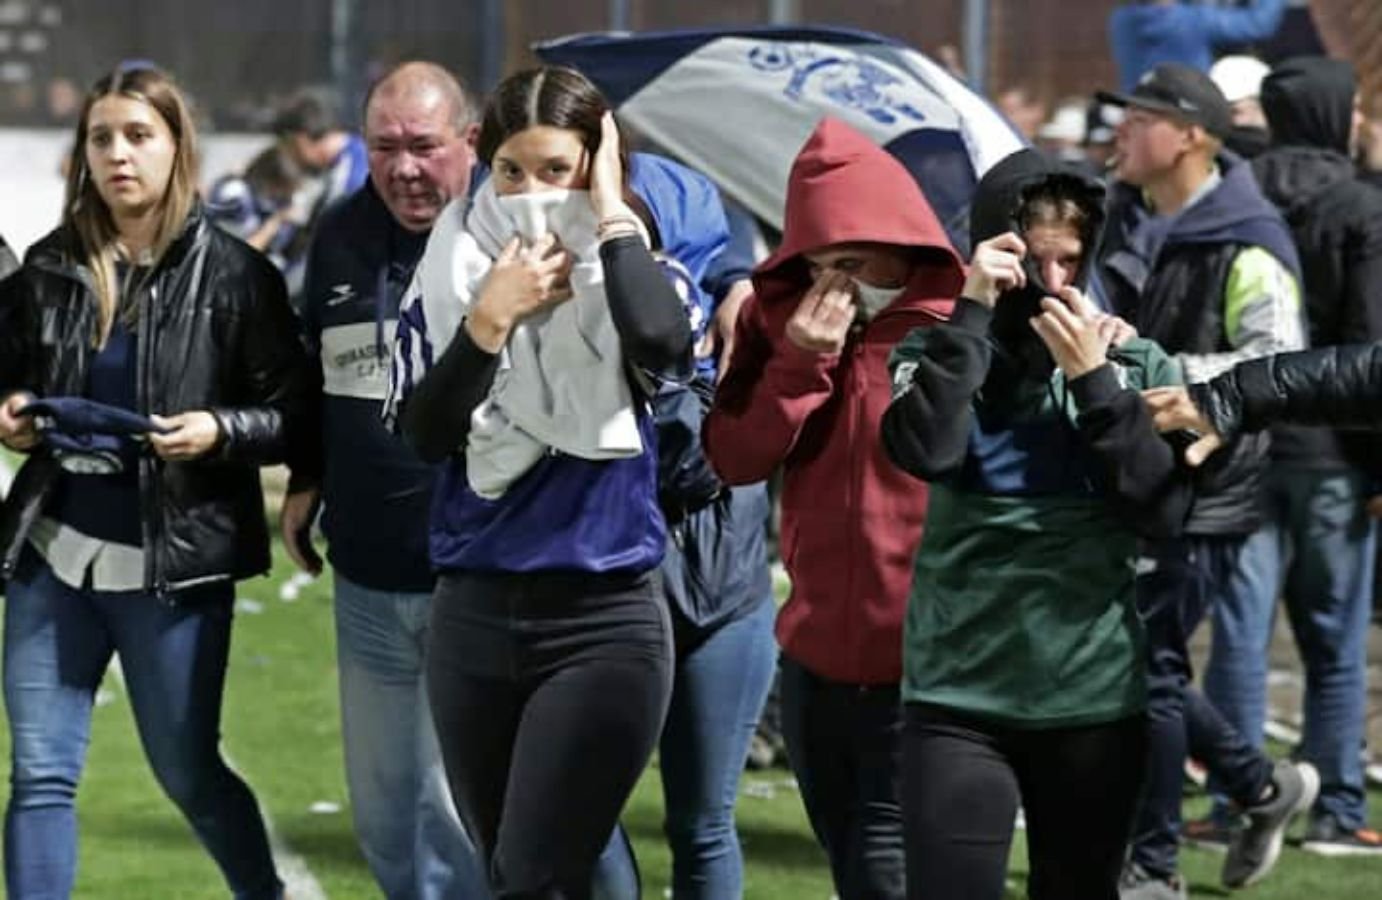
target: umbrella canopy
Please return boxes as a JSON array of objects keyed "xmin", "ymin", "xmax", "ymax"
[{"xmin": 535, "ymin": 25, "xmax": 1025, "ymax": 255}]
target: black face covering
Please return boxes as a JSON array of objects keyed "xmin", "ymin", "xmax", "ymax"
[
  {"xmin": 989, "ymin": 257, "xmax": 1061, "ymax": 382},
  {"xmin": 970, "ymin": 156, "xmax": 1105, "ymax": 385}
]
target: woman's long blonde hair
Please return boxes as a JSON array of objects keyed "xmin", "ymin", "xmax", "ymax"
[{"xmin": 63, "ymin": 65, "xmax": 200, "ymax": 346}]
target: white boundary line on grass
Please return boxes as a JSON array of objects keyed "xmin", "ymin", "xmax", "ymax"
[{"xmin": 108, "ymin": 659, "xmax": 329, "ymax": 900}]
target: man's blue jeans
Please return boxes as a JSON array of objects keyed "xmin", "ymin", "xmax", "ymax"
[
  {"xmin": 2, "ymin": 551, "xmax": 283, "ymax": 900},
  {"xmin": 334, "ymin": 574, "xmax": 488, "ymax": 899},
  {"xmin": 1205, "ymin": 467, "xmax": 1376, "ymax": 829}
]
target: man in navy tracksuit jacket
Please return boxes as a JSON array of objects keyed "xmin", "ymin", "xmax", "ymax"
[{"xmin": 282, "ymin": 62, "xmax": 489, "ymax": 900}]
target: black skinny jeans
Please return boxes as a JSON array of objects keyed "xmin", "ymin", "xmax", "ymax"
[
  {"xmin": 902, "ymin": 703, "xmax": 1146, "ymax": 900},
  {"xmin": 779, "ymin": 657, "xmax": 905, "ymax": 900},
  {"xmin": 426, "ymin": 569, "xmax": 673, "ymax": 900}
]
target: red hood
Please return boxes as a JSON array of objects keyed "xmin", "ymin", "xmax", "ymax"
[{"xmin": 754, "ymin": 117, "xmax": 966, "ymax": 310}]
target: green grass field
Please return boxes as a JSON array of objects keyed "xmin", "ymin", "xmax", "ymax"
[{"xmin": 0, "ymin": 541, "xmax": 1378, "ymax": 897}]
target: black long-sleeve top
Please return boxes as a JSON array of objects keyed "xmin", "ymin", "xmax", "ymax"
[{"xmin": 881, "ymin": 298, "xmax": 1193, "ymax": 540}]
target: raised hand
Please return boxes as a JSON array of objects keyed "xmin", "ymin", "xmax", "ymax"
[
  {"xmin": 1030, "ymin": 285, "xmax": 1109, "ymax": 379},
  {"xmin": 467, "ymin": 234, "xmax": 575, "ymax": 353},
  {"xmin": 963, "ymin": 231, "xmax": 1027, "ymax": 307},
  {"xmin": 589, "ymin": 111, "xmax": 625, "ymax": 220},
  {"xmin": 701, "ymin": 280, "xmax": 752, "ymax": 382},
  {"xmin": 785, "ymin": 269, "xmax": 856, "ymax": 355}
]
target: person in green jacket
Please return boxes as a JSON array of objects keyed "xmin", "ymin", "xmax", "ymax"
[{"xmin": 881, "ymin": 148, "xmax": 1193, "ymax": 900}]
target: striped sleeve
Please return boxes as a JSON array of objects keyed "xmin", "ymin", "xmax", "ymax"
[
  {"xmin": 381, "ymin": 271, "xmax": 433, "ymax": 431},
  {"xmin": 381, "ymin": 202, "xmax": 492, "ymax": 430}
]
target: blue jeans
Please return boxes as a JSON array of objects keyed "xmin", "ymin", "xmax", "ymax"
[
  {"xmin": 2, "ymin": 552, "xmax": 282, "ymax": 900},
  {"xmin": 595, "ymin": 600, "xmax": 777, "ymax": 899},
  {"xmin": 1131, "ymin": 536, "xmax": 1274, "ymax": 878},
  {"xmin": 779, "ymin": 657, "xmax": 904, "ymax": 900},
  {"xmin": 334, "ymin": 574, "xmax": 489, "ymax": 900},
  {"xmin": 1205, "ymin": 467, "xmax": 1376, "ymax": 829}
]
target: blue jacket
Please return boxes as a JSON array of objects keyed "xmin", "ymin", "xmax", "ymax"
[
  {"xmin": 1109, "ymin": 0, "xmax": 1287, "ymax": 92},
  {"xmin": 638, "ymin": 156, "xmax": 772, "ymax": 631}
]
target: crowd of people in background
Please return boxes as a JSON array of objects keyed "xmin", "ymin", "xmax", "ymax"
[{"xmin": 2, "ymin": 2, "xmax": 1382, "ymax": 900}]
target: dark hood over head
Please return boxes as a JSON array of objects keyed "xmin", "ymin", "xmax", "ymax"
[
  {"xmin": 753, "ymin": 117, "xmax": 965, "ymax": 313},
  {"xmin": 968, "ymin": 148, "xmax": 1107, "ymax": 380},
  {"xmin": 969, "ymin": 148, "xmax": 1106, "ymax": 295},
  {"xmin": 1260, "ymin": 57, "xmax": 1356, "ymax": 153}
]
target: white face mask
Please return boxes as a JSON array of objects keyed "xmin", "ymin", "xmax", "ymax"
[
  {"xmin": 852, "ymin": 278, "xmax": 906, "ymax": 319},
  {"xmin": 496, "ymin": 188, "xmax": 599, "ymax": 253}
]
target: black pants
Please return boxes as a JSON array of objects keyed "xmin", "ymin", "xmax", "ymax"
[
  {"xmin": 779, "ymin": 657, "xmax": 905, "ymax": 900},
  {"xmin": 902, "ymin": 704, "xmax": 1146, "ymax": 900},
  {"xmin": 426, "ymin": 569, "xmax": 673, "ymax": 900}
]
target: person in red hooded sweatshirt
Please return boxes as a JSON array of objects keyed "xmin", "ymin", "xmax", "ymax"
[{"xmin": 703, "ymin": 117, "xmax": 965, "ymax": 900}]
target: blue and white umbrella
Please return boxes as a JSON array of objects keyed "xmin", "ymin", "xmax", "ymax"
[{"xmin": 535, "ymin": 25, "xmax": 1025, "ymax": 253}]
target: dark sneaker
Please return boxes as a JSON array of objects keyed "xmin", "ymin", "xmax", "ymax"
[
  {"xmin": 1300, "ymin": 816, "xmax": 1382, "ymax": 857},
  {"xmin": 1223, "ymin": 760, "xmax": 1320, "ymax": 888},
  {"xmin": 1182, "ymin": 814, "xmax": 1235, "ymax": 853},
  {"xmin": 1119, "ymin": 862, "xmax": 1188, "ymax": 900}
]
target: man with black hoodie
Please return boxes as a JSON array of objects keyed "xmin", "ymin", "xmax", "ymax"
[
  {"xmin": 1097, "ymin": 64, "xmax": 1314, "ymax": 897},
  {"xmin": 1230, "ymin": 56, "xmax": 1382, "ymax": 856}
]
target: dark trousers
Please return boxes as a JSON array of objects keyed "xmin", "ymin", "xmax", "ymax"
[
  {"xmin": 1131, "ymin": 536, "xmax": 1274, "ymax": 878},
  {"xmin": 779, "ymin": 656, "xmax": 904, "ymax": 900},
  {"xmin": 426, "ymin": 569, "xmax": 673, "ymax": 900},
  {"xmin": 902, "ymin": 704, "xmax": 1146, "ymax": 900}
]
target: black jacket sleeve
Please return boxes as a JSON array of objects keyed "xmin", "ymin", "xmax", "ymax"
[
  {"xmin": 208, "ymin": 255, "xmax": 315, "ymax": 467},
  {"xmin": 881, "ymin": 298, "xmax": 993, "ymax": 481},
  {"xmin": 1193, "ymin": 344, "xmax": 1382, "ymax": 438},
  {"xmin": 0, "ymin": 269, "xmax": 35, "ymax": 400},
  {"xmin": 285, "ymin": 231, "xmax": 328, "ymax": 493},
  {"xmin": 1069, "ymin": 365, "xmax": 1193, "ymax": 539},
  {"xmin": 0, "ymin": 237, "xmax": 18, "ymax": 284},
  {"xmin": 601, "ymin": 234, "xmax": 693, "ymax": 377},
  {"xmin": 400, "ymin": 325, "xmax": 501, "ymax": 464}
]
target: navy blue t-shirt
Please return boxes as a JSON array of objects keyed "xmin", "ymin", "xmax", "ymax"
[{"xmin": 48, "ymin": 314, "xmax": 143, "ymax": 545}]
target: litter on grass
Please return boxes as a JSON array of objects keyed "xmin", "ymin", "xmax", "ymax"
[{"xmin": 279, "ymin": 571, "xmax": 315, "ymax": 602}]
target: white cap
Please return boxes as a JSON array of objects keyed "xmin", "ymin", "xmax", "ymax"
[
  {"xmin": 1037, "ymin": 103, "xmax": 1086, "ymax": 143},
  {"xmin": 1210, "ymin": 55, "xmax": 1270, "ymax": 104}
]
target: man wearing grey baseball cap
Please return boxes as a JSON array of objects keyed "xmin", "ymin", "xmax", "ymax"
[{"xmin": 1096, "ymin": 63, "xmax": 1314, "ymax": 899}]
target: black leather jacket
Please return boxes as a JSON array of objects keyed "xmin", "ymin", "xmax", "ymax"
[
  {"xmin": 0, "ymin": 211, "xmax": 312, "ymax": 595},
  {"xmin": 1192, "ymin": 344, "xmax": 1382, "ymax": 440}
]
